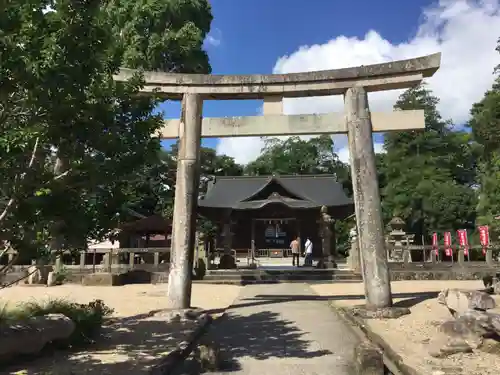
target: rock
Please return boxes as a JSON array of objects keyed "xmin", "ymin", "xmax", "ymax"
[
  {"xmin": 428, "ymin": 309, "xmax": 500, "ymax": 357},
  {"xmin": 494, "ymin": 281, "xmax": 500, "ymax": 295},
  {"xmin": 151, "ymin": 308, "xmax": 204, "ymax": 322},
  {"xmin": 194, "ymin": 341, "xmax": 222, "ymax": 371},
  {"xmin": 439, "ymin": 319, "xmax": 484, "ymax": 349},
  {"xmin": 455, "ymin": 309, "xmax": 500, "ymax": 334},
  {"xmin": 350, "ymin": 306, "xmax": 411, "ymax": 319},
  {"xmin": 81, "ymin": 273, "xmax": 122, "ymax": 286},
  {"xmin": 27, "ymin": 265, "xmax": 41, "ymax": 285},
  {"xmin": 478, "ymin": 337, "xmax": 500, "ymax": 355},
  {"xmin": 353, "ymin": 341, "xmax": 384, "ymax": 374},
  {"xmin": 437, "ymin": 289, "xmax": 495, "ymax": 315},
  {"xmin": 0, "ymin": 313, "xmax": 75, "ymax": 362},
  {"xmin": 46, "ymin": 271, "xmax": 56, "ymax": 287},
  {"xmin": 429, "ymin": 335, "xmax": 474, "ymax": 358},
  {"xmin": 482, "ymin": 273, "xmax": 500, "ymax": 289}
]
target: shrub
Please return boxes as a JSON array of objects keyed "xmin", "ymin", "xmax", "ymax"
[{"xmin": 0, "ymin": 299, "xmax": 114, "ymax": 347}]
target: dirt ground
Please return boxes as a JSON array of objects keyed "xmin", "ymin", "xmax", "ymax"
[
  {"xmin": 311, "ymin": 280, "xmax": 500, "ymax": 375},
  {"xmin": 0, "ymin": 284, "xmax": 242, "ymax": 375},
  {"xmin": 0, "ymin": 283, "xmax": 242, "ymax": 317}
]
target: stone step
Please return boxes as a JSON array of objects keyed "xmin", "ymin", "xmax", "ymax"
[
  {"xmin": 206, "ymin": 269, "xmax": 353, "ymax": 276},
  {"xmin": 193, "ymin": 278, "xmax": 363, "ymax": 285},
  {"xmin": 203, "ymin": 270, "xmax": 362, "ymax": 282}
]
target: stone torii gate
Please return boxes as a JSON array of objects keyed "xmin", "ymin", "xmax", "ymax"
[{"xmin": 115, "ymin": 53, "xmax": 441, "ymax": 310}]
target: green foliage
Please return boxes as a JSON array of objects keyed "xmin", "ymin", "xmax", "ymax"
[
  {"xmin": 0, "ymin": 0, "xmax": 213, "ymax": 259},
  {"xmin": 469, "ymin": 78, "xmax": 500, "ymax": 160},
  {"xmin": 245, "ymin": 135, "xmax": 348, "ymax": 178},
  {"xmin": 381, "ymin": 84, "xmax": 477, "ymax": 241},
  {"xmin": 103, "ymin": 0, "xmax": 213, "ymax": 73},
  {"xmin": 469, "ymin": 37, "xmax": 500, "ymax": 240},
  {"xmin": 0, "ymin": 298, "xmax": 114, "ymax": 346}
]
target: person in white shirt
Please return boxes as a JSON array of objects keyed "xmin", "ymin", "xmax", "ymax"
[{"xmin": 304, "ymin": 237, "xmax": 313, "ymax": 266}]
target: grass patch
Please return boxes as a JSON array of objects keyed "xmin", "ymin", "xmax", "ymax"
[{"xmin": 0, "ymin": 298, "xmax": 114, "ymax": 347}]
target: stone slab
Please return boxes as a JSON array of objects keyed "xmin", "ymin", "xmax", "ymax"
[
  {"xmin": 114, "ymin": 53, "xmax": 441, "ymax": 99},
  {"xmin": 203, "ymin": 283, "xmax": 360, "ymax": 374},
  {"xmin": 158, "ymin": 110, "xmax": 425, "ymax": 139}
]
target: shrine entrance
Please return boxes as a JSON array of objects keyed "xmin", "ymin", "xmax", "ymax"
[
  {"xmin": 253, "ymin": 218, "xmax": 296, "ymax": 255},
  {"xmin": 115, "ymin": 53, "xmax": 441, "ymax": 309}
]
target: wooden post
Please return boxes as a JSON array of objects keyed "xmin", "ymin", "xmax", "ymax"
[
  {"xmin": 79, "ymin": 251, "xmax": 86, "ymax": 270},
  {"xmin": 345, "ymin": 86, "xmax": 392, "ymax": 309},
  {"xmin": 167, "ymin": 93, "xmax": 203, "ymax": 309},
  {"xmin": 251, "ymin": 218, "xmax": 256, "ymax": 263},
  {"xmin": 154, "ymin": 251, "xmax": 160, "ymax": 270}
]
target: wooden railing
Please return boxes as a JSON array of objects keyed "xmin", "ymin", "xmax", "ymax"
[
  {"xmin": 0, "ymin": 247, "xmax": 171, "ymax": 273},
  {"xmin": 213, "ymin": 248, "xmax": 293, "ymax": 259}
]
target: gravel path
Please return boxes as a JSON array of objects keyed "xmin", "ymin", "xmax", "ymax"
[
  {"xmin": 312, "ymin": 280, "xmax": 500, "ymax": 375},
  {"xmin": 205, "ymin": 283, "xmax": 360, "ymax": 375}
]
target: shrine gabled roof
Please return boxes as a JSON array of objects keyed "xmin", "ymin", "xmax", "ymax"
[{"xmin": 198, "ymin": 175, "xmax": 353, "ymax": 210}]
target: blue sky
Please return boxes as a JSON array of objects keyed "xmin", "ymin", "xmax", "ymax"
[{"xmin": 159, "ymin": 0, "xmax": 500, "ymax": 164}]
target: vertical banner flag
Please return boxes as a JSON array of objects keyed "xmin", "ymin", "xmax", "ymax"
[
  {"xmin": 457, "ymin": 229, "xmax": 469, "ymax": 256},
  {"xmin": 444, "ymin": 231, "xmax": 452, "ymax": 257},
  {"xmin": 479, "ymin": 225, "xmax": 490, "ymax": 256},
  {"xmin": 432, "ymin": 232, "xmax": 438, "ymax": 256}
]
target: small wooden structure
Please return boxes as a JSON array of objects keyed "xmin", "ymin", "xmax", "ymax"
[{"xmin": 117, "ymin": 214, "xmax": 172, "ymax": 264}]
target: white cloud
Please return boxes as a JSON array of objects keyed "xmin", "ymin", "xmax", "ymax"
[
  {"xmin": 217, "ymin": 0, "xmax": 500, "ymax": 165},
  {"xmin": 337, "ymin": 142, "xmax": 386, "ymax": 165},
  {"xmin": 205, "ymin": 28, "xmax": 222, "ymax": 47}
]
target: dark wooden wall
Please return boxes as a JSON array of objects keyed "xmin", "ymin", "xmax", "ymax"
[{"xmin": 213, "ymin": 204, "xmax": 337, "ymax": 258}]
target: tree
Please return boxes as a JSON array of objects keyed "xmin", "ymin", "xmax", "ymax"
[
  {"xmin": 0, "ymin": 0, "xmax": 165, "ymax": 266},
  {"xmin": 103, "ymin": 0, "xmax": 213, "ymax": 73},
  {"xmin": 381, "ymin": 84, "xmax": 477, "ymax": 242},
  {"xmin": 245, "ymin": 135, "xmax": 349, "ymax": 180},
  {"xmin": 469, "ymin": 76, "xmax": 500, "ymax": 235}
]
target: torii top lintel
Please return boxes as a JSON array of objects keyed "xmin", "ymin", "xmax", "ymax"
[{"xmin": 114, "ymin": 53, "xmax": 441, "ymax": 100}]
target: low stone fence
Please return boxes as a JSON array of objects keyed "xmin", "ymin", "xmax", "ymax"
[
  {"xmin": 381, "ymin": 245, "xmax": 499, "ymax": 281},
  {"xmin": 387, "ymin": 244, "xmax": 499, "ymax": 265},
  {"xmin": 0, "ymin": 247, "xmax": 171, "ymax": 285}
]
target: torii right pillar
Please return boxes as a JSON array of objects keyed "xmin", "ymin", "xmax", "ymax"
[{"xmin": 345, "ymin": 86, "xmax": 392, "ymax": 309}]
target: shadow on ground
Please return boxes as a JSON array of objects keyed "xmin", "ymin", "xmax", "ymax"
[
  {"xmin": 205, "ymin": 291, "xmax": 440, "ymax": 315},
  {"xmin": 3, "ymin": 315, "xmax": 196, "ymax": 375},
  {"xmin": 2, "ymin": 307, "xmax": 330, "ymax": 374},
  {"xmin": 3, "ymin": 291, "xmax": 448, "ymax": 374},
  {"xmin": 207, "ymin": 308, "xmax": 333, "ymax": 372}
]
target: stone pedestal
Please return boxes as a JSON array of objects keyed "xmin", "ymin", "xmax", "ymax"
[
  {"xmin": 486, "ymin": 248, "xmax": 494, "ymax": 266},
  {"xmin": 347, "ymin": 227, "xmax": 361, "ymax": 273},
  {"xmin": 458, "ymin": 249, "xmax": 465, "ymax": 265}
]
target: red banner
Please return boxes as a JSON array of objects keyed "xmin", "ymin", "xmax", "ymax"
[
  {"xmin": 479, "ymin": 225, "xmax": 490, "ymax": 256},
  {"xmin": 444, "ymin": 231, "xmax": 452, "ymax": 257},
  {"xmin": 457, "ymin": 229, "xmax": 469, "ymax": 256},
  {"xmin": 432, "ymin": 232, "xmax": 438, "ymax": 256}
]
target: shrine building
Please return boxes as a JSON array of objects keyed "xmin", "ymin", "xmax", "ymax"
[{"xmin": 198, "ymin": 175, "xmax": 353, "ymax": 258}]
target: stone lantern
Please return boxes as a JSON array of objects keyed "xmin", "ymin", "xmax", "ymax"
[{"xmin": 386, "ymin": 216, "xmax": 407, "ymax": 262}]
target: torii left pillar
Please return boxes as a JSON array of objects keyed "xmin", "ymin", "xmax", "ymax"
[{"xmin": 167, "ymin": 93, "xmax": 203, "ymax": 309}]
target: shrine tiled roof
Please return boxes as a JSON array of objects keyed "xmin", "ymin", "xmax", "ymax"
[{"xmin": 198, "ymin": 175, "xmax": 353, "ymax": 210}]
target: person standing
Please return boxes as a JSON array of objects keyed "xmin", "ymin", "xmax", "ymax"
[
  {"xmin": 304, "ymin": 237, "xmax": 313, "ymax": 266},
  {"xmin": 290, "ymin": 236, "xmax": 300, "ymax": 267}
]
